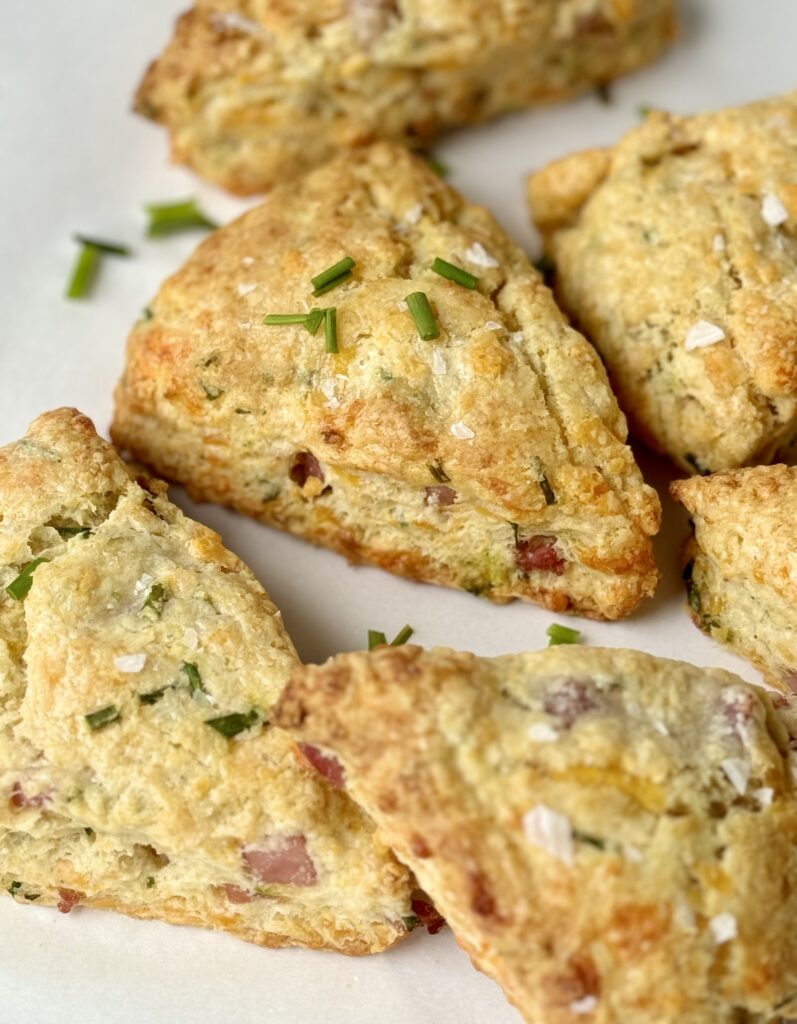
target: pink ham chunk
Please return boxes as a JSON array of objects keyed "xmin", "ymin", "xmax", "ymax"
[
  {"xmin": 243, "ymin": 835, "xmax": 317, "ymax": 886},
  {"xmin": 220, "ymin": 884, "xmax": 257, "ymax": 905},
  {"xmin": 299, "ymin": 743, "xmax": 346, "ymax": 789},
  {"xmin": 515, "ymin": 536, "xmax": 565, "ymax": 575},
  {"xmin": 9, "ymin": 782, "xmax": 51, "ymax": 809},
  {"xmin": 57, "ymin": 888, "xmax": 83, "ymax": 914},
  {"xmin": 424, "ymin": 485, "xmax": 456, "ymax": 507}
]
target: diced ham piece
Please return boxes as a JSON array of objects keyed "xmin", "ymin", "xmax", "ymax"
[
  {"xmin": 299, "ymin": 743, "xmax": 346, "ymax": 789},
  {"xmin": 243, "ymin": 835, "xmax": 317, "ymax": 886},
  {"xmin": 220, "ymin": 884, "xmax": 257, "ymax": 905},
  {"xmin": 57, "ymin": 888, "xmax": 82, "ymax": 914},
  {"xmin": 9, "ymin": 782, "xmax": 50, "ymax": 809},
  {"xmin": 544, "ymin": 678, "xmax": 598, "ymax": 728},
  {"xmin": 515, "ymin": 536, "xmax": 566, "ymax": 575},
  {"xmin": 290, "ymin": 452, "xmax": 324, "ymax": 488},
  {"xmin": 411, "ymin": 895, "xmax": 446, "ymax": 935},
  {"xmin": 424, "ymin": 485, "xmax": 456, "ymax": 507}
]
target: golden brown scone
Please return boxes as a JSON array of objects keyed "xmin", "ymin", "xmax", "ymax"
[
  {"xmin": 0, "ymin": 408, "xmax": 413, "ymax": 952},
  {"xmin": 136, "ymin": 0, "xmax": 676, "ymax": 194},
  {"xmin": 671, "ymin": 466, "xmax": 797, "ymax": 694},
  {"xmin": 275, "ymin": 644, "xmax": 797, "ymax": 1024},
  {"xmin": 528, "ymin": 92, "xmax": 797, "ymax": 475},
  {"xmin": 112, "ymin": 145, "xmax": 660, "ymax": 621}
]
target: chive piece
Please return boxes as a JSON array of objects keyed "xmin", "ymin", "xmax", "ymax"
[
  {"xmin": 423, "ymin": 153, "xmax": 449, "ymax": 178},
  {"xmin": 206, "ymin": 710, "xmax": 259, "ymax": 738},
  {"xmin": 431, "ymin": 258, "xmax": 478, "ymax": 289},
  {"xmin": 638, "ymin": 104, "xmax": 653, "ymax": 119},
  {"xmin": 325, "ymin": 308, "xmax": 339, "ymax": 354},
  {"xmin": 574, "ymin": 831, "xmax": 606, "ymax": 850},
  {"xmin": 146, "ymin": 876, "xmax": 156, "ymax": 889},
  {"xmin": 7, "ymin": 881, "xmax": 21, "ymax": 897},
  {"xmin": 73, "ymin": 234, "xmax": 131, "ymax": 257},
  {"xmin": 143, "ymin": 583, "xmax": 167, "ymax": 616},
  {"xmin": 144, "ymin": 199, "xmax": 217, "ymax": 238},
  {"xmin": 390, "ymin": 625, "xmax": 414, "ymax": 647},
  {"xmin": 510, "ymin": 522, "xmax": 520, "ymax": 545},
  {"xmin": 532, "ymin": 458, "xmax": 556, "ymax": 505},
  {"xmin": 534, "ymin": 253, "xmax": 555, "ymax": 280},
  {"xmin": 6, "ymin": 557, "xmax": 49, "ymax": 601},
  {"xmin": 23, "ymin": 893, "xmax": 40, "ymax": 901},
  {"xmin": 368, "ymin": 630, "xmax": 387, "ymax": 650},
  {"xmin": 402, "ymin": 914, "xmax": 421, "ymax": 931},
  {"xmin": 140, "ymin": 306, "xmax": 154, "ymax": 322},
  {"xmin": 55, "ymin": 525, "xmax": 92, "ymax": 540},
  {"xmin": 201, "ymin": 383, "xmax": 224, "ymax": 400},
  {"xmin": 66, "ymin": 243, "xmax": 100, "ymax": 299},
  {"xmin": 428, "ymin": 461, "xmax": 450, "ymax": 483},
  {"xmin": 406, "ymin": 292, "xmax": 439, "ymax": 341},
  {"xmin": 546, "ymin": 623, "xmax": 581, "ymax": 646},
  {"xmin": 304, "ymin": 308, "xmax": 325, "ymax": 336},
  {"xmin": 85, "ymin": 705, "xmax": 120, "ymax": 731},
  {"xmin": 263, "ymin": 313, "xmax": 309, "ymax": 325},
  {"xmin": 182, "ymin": 662, "xmax": 205, "ymax": 695},
  {"xmin": 595, "ymin": 82, "xmax": 612, "ymax": 105},
  {"xmin": 311, "ymin": 257, "xmax": 355, "ymax": 294},
  {"xmin": 139, "ymin": 687, "xmax": 168, "ymax": 706},
  {"xmin": 84, "ymin": 827, "xmax": 95, "ymax": 838}
]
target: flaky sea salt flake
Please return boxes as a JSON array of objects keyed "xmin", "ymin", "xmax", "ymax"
[
  {"xmin": 685, "ymin": 320, "xmax": 725, "ymax": 351},
  {"xmin": 522, "ymin": 804, "xmax": 573, "ymax": 865},
  {"xmin": 115, "ymin": 653, "xmax": 146, "ymax": 674},
  {"xmin": 709, "ymin": 913, "xmax": 737, "ymax": 944},
  {"xmin": 464, "ymin": 242, "xmax": 498, "ymax": 268},
  {"xmin": 762, "ymin": 192, "xmax": 789, "ymax": 227},
  {"xmin": 450, "ymin": 422, "xmax": 475, "ymax": 440}
]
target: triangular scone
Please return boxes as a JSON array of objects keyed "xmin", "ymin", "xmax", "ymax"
[
  {"xmin": 671, "ymin": 466, "xmax": 797, "ymax": 694},
  {"xmin": 275, "ymin": 645, "xmax": 797, "ymax": 1023},
  {"xmin": 0, "ymin": 409, "xmax": 412, "ymax": 952},
  {"xmin": 135, "ymin": 1, "xmax": 675, "ymax": 194},
  {"xmin": 528, "ymin": 92, "xmax": 797, "ymax": 475},
  {"xmin": 112, "ymin": 144, "xmax": 660, "ymax": 621}
]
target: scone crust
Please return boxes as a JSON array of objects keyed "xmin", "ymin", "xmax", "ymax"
[
  {"xmin": 137, "ymin": 0, "xmax": 675, "ymax": 194},
  {"xmin": 528, "ymin": 92, "xmax": 797, "ymax": 474},
  {"xmin": 113, "ymin": 144, "xmax": 660, "ymax": 621},
  {"xmin": 671, "ymin": 465, "xmax": 797, "ymax": 691},
  {"xmin": 276, "ymin": 644, "xmax": 797, "ymax": 1023},
  {"xmin": 0, "ymin": 409, "xmax": 412, "ymax": 953}
]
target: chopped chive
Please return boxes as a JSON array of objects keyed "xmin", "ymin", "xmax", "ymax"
[
  {"xmin": 206, "ymin": 709, "xmax": 259, "ymax": 738},
  {"xmin": 638, "ymin": 104, "xmax": 653, "ymax": 118},
  {"xmin": 139, "ymin": 687, "xmax": 168, "ymax": 706},
  {"xmin": 534, "ymin": 253, "xmax": 555, "ymax": 279},
  {"xmin": 546, "ymin": 623, "xmax": 581, "ymax": 646},
  {"xmin": 402, "ymin": 914, "xmax": 421, "ymax": 931},
  {"xmin": 146, "ymin": 876, "xmax": 156, "ymax": 889},
  {"xmin": 532, "ymin": 457, "xmax": 556, "ymax": 505},
  {"xmin": 85, "ymin": 704, "xmax": 120, "ymax": 731},
  {"xmin": 182, "ymin": 662, "xmax": 205, "ymax": 696},
  {"xmin": 54, "ymin": 525, "xmax": 92, "ymax": 540},
  {"xmin": 304, "ymin": 308, "xmax": 325, "ymax": 336},
  {"xmin": 66, "ymin": 243, "xmax": 100, "ymax": 299},
  {"xmin": 311, "ymin": 257, "xmax": 355, "ymax": 295},
  {"xmin": 73, "ymin": 234, "xmax": 131, "ymax": 257},
  {"xmin": 140, "ymin": 306, "xmax": 154, "ymax": 321},
  {"xmin": 263, "ymin": 313, "xmax": 309, "ymax": 325},
  {"xmin": 368, "ymin": 630, "xmax": 387, "ymax": 650},
  {"xmin": 428, "ymin": 461, "xmax": 450, "ymax": 483},
  {"xmin": 144, "ymin": 199, "xmax": 217, "ymax": 238},
  {"xmin": 7, "ymin": 881, "xmax": 21, "ymax": 896},
  {"xmin": 390, "ymin": 625, "xmax": 414, "ymax": 647},
  {"xmin": 431, "ymin": 258, "xmax": 478, "ymax": 289},
  {"xmin": 84, "ymin": 827, "xmax": 95, "ymax": 838},
  {"xmin": 406, "ymin": 292, "xmax": 439, "ymax": 341},
  {"xmin": 201, "ymin": 382, "xmax": 224, "ymax": 400},
  {"xmin": 325, "ymin": 308, "xmax": 338, "ymax": 354},
  {"xmin": 423, "ymin": 153, "xmax": 449, "ymax": 178},
  {"xmin": 143, "ymin": 583, "xmax": 167, "ymax": 617},
  {"xmin": 6, "ymin": 557, "xmax": 49, "ymax": 601},
  {"xmin": 574, "ymin": 831, "xmax": 606, "ymax": 850},
  {"xmin": 510, "ymin": 522, "xmax": 520, "ymax": 545},
  {"xmin": 23, "ymin": 893, "xmax": 40, "ymax": 901}
]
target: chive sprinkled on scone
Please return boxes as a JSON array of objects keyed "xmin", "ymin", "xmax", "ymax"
[
  {"xmin": 205, "ymin": 709, "xmax": 259, "ymax": 737},
  {"xmin": 85, "ymin": 704, "xmax": 120, "ymax": 731},
  {"xmin": 324, "ymin": 308, "xmax": 339, "ymax": 353},
  {"xmin": 405, "ymin": 291, "xmax": 439, "ymax": 340},
  {"xmin": 311, "ymin": 256, "xmax": 355, "ymax": 296},
  {"xmin": 431, "ymin": 257, "xmax": 478, "ymax": 289},
  {"xmin": 6, "ymin": 557, "xmax": 49, "ymax": 601}
]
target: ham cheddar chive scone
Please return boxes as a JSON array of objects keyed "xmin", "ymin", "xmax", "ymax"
[
  {"xmin": 528, "ymin": 91, "xmax": 797, "ymax": 475},
  {"xmin": 112, "ymin": 144, "xmax": 660, "ymax": 622},
  {"xmin": 275, "ymin": 644, "xmax": 797, "ymax": 1024},
  {"xmin": 0, "ymin": 408, "xmax": 413, "ymax": 952},
  {"xmin": 671, "ymin": 465, "xmax": 797, "ymax": 695},
  {"xmin": 136, "ymin": 0, "xmax": 676, "ymax": 195}
]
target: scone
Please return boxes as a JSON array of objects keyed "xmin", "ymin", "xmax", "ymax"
[
  {"xmin": 275, "ymin": 644, "xmax": 797, "ymax": 1024},
  {"xmin": 112, "ymin": 144, "xmax": 660, "ymax": 621},
  {"xmin": 528, "ymin": 91, "xmax": 797, "ymax": 475},
  {"xmin": 671, "ymin": 465, "xmax": 797, "ymax": 694},
  {"xmin": 136, "ymin": 0, "xmax": 676, "ymax": 194},
  {"xmin": 0, "ymin": 408, "xmax": 413, "ymax": 952}
]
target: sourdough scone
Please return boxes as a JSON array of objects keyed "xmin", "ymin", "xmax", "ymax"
[
  {"xmin": 136, "ymin": 0, "xmax": 676, "ymax": 194},
  {"xmin": 0, "ymin": 409, "xmax": 413, "ymax": 951},
  {"xmin": 528, "ymin": 92, "xmax": 797, "ymax": 475},
  {"xmin": 671, "ymin": 466, "xmax": 797, "ymax": 694},
  {"xmin": 113, "ymin": 145, "xmax": 660, "ymax": 621},
  {"xmin": 275, "ymin": 644, "xmax": 797, "ymax": 1024}
]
